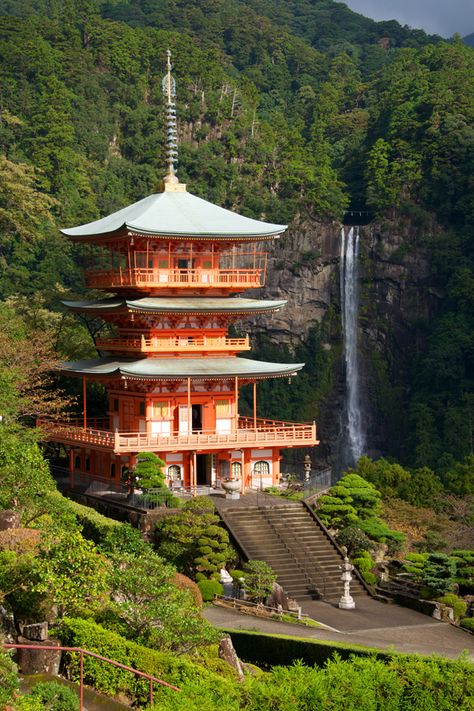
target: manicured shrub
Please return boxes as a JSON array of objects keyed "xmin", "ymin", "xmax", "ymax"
[
  {"xmin": 357, "ymin": 517, "xmax": 406, "ymax": 548},
  {"xmin": 336, "ymin": 526, "xmax": 373, "ymax": 555},
  {"xmin": 422, "ymin": 553, "xmax": 456, "ymax": 596},
  {"xmin": 242, "ymin": 560, "xmax": 277, "ymax": 602},
  {"xmin": 58, "ymin": 617, "xmax": 232, "ymax": 705},
  {"xmin": 361, "ymin": 571, "xmax": 378, "ymax": 585},
  {"xmin": 460, "ymin": 618, "xmax": 474, "ymax": 632},
  {"xmin": 59, "ymin": 496, "xmax": 121, "ymax": 543},
  {"xmin": 197, "ymin": 579, "xmax": 224, "ymax": 602},
  {"xmin": 23, "ymin": 681, "xmax": 79, "ymax": 711},
  {"xmin": 172, "ymin": 573, "xmax": 203, "ymax": 607},
  {"xmin": 451, "ymin": 550, "xmax": 474, "ymax": 593},
  {"xmin": 436, "ymin": 594, "xmax": 467, "ymax": 621},
  {"xmin": 352, "ymin": 554, "xmax": 375, "ymax": 573}
]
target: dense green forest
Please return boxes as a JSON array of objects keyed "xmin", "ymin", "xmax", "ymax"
[{"xmin": 0, "ymin": 0, "xmax": 472, "ymax": 477}]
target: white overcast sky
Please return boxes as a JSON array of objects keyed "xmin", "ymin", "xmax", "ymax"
[{"xmin": 343, "ymin": 0, "xmax": 474, "ymax": 37}]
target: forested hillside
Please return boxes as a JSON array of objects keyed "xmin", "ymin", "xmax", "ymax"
[{"xmin": 0, "ymin": 0, "xmax": 472, "ymax": 478}]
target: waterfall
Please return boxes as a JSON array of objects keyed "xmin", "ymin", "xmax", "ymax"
[{"xmin": 340, "ymin": 226, "xmax": 365, "ymax": 466}]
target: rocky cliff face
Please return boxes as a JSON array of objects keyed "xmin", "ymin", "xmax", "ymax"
[{"xmin": 245, "ymin": 213, "xmax": 441, "ymax": 469}]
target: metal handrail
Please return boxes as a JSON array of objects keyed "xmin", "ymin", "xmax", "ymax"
[
  {"xmin": 263, "ymin": 512, "xmax": 329, "ymax": 598},
  {"xmin": 3, "ymin": 643, "xmax": 180, "ymax": 710},
  {"xmin": 260, "ymin": 509, "xmax": 325, "ymax": 597}
]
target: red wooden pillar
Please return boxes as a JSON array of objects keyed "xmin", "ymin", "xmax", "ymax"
[{"xmin": 69, "ymin": 447, "xmax": 75, "ymax": 489}]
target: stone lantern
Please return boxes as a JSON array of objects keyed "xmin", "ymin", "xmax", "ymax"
[
  {"xmin": 303, "ymin": 454, "xmax": 312, "ymax": 482},
  {"xmin": 338, "ymin": 555, "xmax": 356, "ymax": 610}
]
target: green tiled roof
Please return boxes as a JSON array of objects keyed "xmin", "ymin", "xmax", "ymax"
[
  {"xmin": 60, "ymin": 356, "xmax": 303, "ymax": 380},
  {"xmin": 62, "ymin": 296, "xmax": 286, "ymax": 315},
  {"xmin": 61, "ymin": 190, "xmax": 286, "ymax": 240}
]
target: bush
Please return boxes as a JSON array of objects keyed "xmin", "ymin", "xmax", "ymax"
[
  {"xmin": 22, "ymin": 681, "xmax": 79, "ymax": 711},
  {"xmin": 361, "ymin": 571, "xmax": 378, "ymax": 585},
  {"xmin": 358, "ymin": 517, "xmax": 406, "ymax": 550},
  {"xmin": 460, "ymin": 618, "xmax": 474, "ymax": 632},
  {"xmin": 57, "ymin": 495, "xmax": 121, "ymax": 544},
  {"xmin": 352, "ymin": 554, "xmax": 375, "ymax": 573},
  {"xmin": 58, "ymin": 618, "xmax": 232, "ymax": 705},
  {"xmin": 242, "ymin": 560, "xmax": 277, "ymax": 603},
  {"xmin": 197, "ymin": 579, "xmax": 224, "ymax": 602},
  {"xmin": 422, "ymin": 553, "xmax": 456, "ymax": 596},
  {"xmin": 336, "ymin": 526, "xmax": 373, "ymax": 555},
  {"xmin": 436, "ymin": 594, "xmax": 467, "ymax": 621},
  {"xmin": 0, "ymin": 645, "xmax": 18, "ymax": 707}
]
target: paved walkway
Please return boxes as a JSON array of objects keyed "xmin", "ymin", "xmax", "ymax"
[{"xmin": 204, "ymin": 598, "xmax": 474, "ymax": 660}]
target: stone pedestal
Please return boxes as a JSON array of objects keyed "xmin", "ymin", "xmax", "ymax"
[
  {"xmin": 221, "ymin": 479, "xmax": 241, "ymax": 500},
  {"xmin": 17, "ymin": 637, "xmax": 62, "ymax": 676}
]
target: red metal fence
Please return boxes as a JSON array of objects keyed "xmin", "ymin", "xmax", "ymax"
[{"xmin": 3, "ymin": 643, "xmax": 180, "ymax": 710}]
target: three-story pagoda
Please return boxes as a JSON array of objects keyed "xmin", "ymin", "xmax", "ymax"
[{"xmin": 43, "ymin": 53, "xmax": 318, "ymax": 491}]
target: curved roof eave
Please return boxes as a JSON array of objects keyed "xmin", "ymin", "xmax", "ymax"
[
  {"xmin": 60, "ymin": 190, "xmax": 287, "ymax": 240},
  {"xmin": 58, "ymin": 356, "xmax": 304, "ymax": 380},
  {"xmin": 62, "ymin": 297, "xmax": 287, "ymax": 315}
]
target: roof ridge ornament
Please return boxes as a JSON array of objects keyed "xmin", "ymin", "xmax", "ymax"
[{"xmin": 161, "ymin": 50, "xmax": 186, "ymax": 192}]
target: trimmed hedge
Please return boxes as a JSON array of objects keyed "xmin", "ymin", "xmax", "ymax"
[
  {"xmin": 226, "ymin": 628, "xmax": 394, "ymax": 669},
  {"xmin": 58, "ymin": 618, "xmax": 234, "ymax": 705},
  {"xmin": 197, "ymin": 579, "xmax": 224, "ymax": 602},
  {"xmin": 51, "ymin": 493, "xmax": 121, "ymax": 543},
  {"xmin": 460, "ymin": 618, "xmax": 474, "ymax": 632}
]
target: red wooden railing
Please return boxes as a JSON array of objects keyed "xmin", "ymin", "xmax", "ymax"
[
  {"xmin": 95, "ymin": 334, "xmax": 250, "ymax": 354},
  {"xmin": 87, "ymin": 267, "xmax": 264, "ymax": 290},
  {"xmin": 3, "ymin": 643, "xmax": 180, "ymax": 710},
  {"xmin": 38, "ymin": 418, "xmax": 317, "ymax": 453}
]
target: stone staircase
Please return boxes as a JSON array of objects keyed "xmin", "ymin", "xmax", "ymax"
[{"xmin": 219, "ymin": 501, "xmax": 368, "ymax": 601}]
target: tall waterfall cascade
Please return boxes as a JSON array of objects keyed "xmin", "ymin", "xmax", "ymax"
[{"xmin": 340, "ymin": 226, "xmax": 365, "ymax": 466}]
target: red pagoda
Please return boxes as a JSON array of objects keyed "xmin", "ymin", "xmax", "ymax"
[{"xmin": 42, "ymin": 52, "xmax": 318, "ymax": 492}]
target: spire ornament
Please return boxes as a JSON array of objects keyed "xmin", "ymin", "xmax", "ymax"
[{"xmin": 161, "ymin": 50, "xmax": 185, "ymax": 191}]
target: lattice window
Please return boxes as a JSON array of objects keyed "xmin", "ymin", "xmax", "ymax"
[
  {"xmin": 231, "ymin": 462, "xmax": 242, "ymax": 478},
  {"xmin": 254, "ymin": 460, "xmax": 270, "ymax": 477},
  {"xmin": 216, "ymin": 400, "xmax": 230, "ymax": 417},
  {"xmin": 168, "ymin": 464, "xmax": 181, "ymax": 480},
  {"xmin": 153, "ymin": 401, "xmax": 168, "ymax": 418}
]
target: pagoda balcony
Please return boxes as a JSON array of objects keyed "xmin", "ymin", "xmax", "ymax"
[
  {"xmin": 95, "ymin": 334, "xmax": 251, "ymax": 354},
  {"xmin": 86, "ymin": 267, "xmax": 264, "ymax": 291},
  {"xmin": 38, "ymin": 417, "xmax": 317, "ymax": 453}
]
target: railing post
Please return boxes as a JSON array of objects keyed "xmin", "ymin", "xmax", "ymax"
[
  {"xmin": 114, "ymin": 429, "xmax": 120, "ymax": 451},
  {"xmin": 150, "ymin": 679, "xmax": 153, "ymax": 706},
  {"xmin": 79, "ymin": 649, "xmax": 84, "ymax": 711}
]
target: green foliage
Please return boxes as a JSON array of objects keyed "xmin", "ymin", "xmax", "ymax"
[
  {"xmin": 106, "ymin": 546, "xmax": 217, "ymax": 653},
  {"xmin": 31, "ymin": 529, "xmax": 109, "ymax": 618},
  {"xmin": 451, "ymin": 550, "xmax": 474, "ymax": 593},
  {"xmin": 436, "ymin": 594, "xmax": 467, "ymax": 621},
  {"xmin": 133, "ymin": 451, "xmax": 166, "ymax": 491},
  {"xmin": 421, "ymin": 553, "xmax": 457, "ymax": 597},
  {"xmin": 156, "ymin": 498, "xmax": 234, "ymax": 581},
  {"xmin": 352, "ymin": 554, "xmax": 375, "ymax": 573},
  {"xmin": 336, "ymin": 526, "xmax": 373, "ymax": 556},
  {"xmin": 460, "ymin": 618, "xmax": 474, "ymax": 632},
  {"xmin": 0, "ymin": 427, "xmax": 56, "ymax": 520},
  {"xmin": 242, "ymin": 560, "xmax": 277, "ymax": 603},
  {"xmin": 58, "ymin": 617, "xmax": 233, "ymax": 705},
  {"xmin": 197, "ymin": 579, "xmax": 224, "ymax": 602},
  {"xmin": 360, "ymin": 571, "xmax": 378, "ymax": 586},
  {"xmin": 357, "ymin": 518, "xmax": 406, "ymax": 549},
  {"xmin": 317, "ymin": 472, "xmax": 383, "ymax": 530},
  {"xmin": 0, "ymin": 645, "xmax": 17, "ymax": 707},
  {"xmin": 60, "ymin": 496, "xmax": 122, "ymax": 543},
  {"xmin": 22, "ymin": 681, "xmax": 79, "ymax": 711}
]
